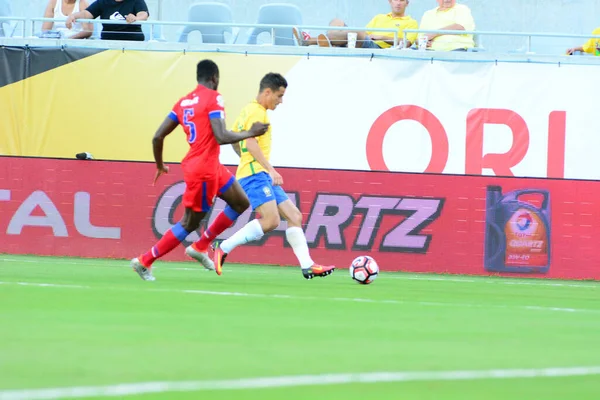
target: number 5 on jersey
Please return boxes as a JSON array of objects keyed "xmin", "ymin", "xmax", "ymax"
[{"xmin": 184, "ymin": 108, "xmax": 197, "ymax": 143}]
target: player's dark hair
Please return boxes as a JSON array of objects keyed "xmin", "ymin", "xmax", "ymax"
[
  {"xmin": 259, "ymin": 73, "xmax": 288, "ymax": 92},
  {"xmin": 196, "ymin": 59, "xmax": 219, "ymax": 82}
]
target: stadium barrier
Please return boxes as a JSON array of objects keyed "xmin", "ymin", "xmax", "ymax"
[
  {"xmin": 1, "ymin": 156, "xmax": 599, "ymax": 280},
  {"xmin": 2, "ymin": 45, "xmax": 600, "ymax": 179}
]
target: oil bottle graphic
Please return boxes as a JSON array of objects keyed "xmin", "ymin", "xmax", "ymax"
[{"xmin": 484, "ymin": 186, "xmax": 551, "ymax": 273}]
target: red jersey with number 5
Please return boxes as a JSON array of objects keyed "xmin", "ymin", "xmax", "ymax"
[{"xmin": 168, "ymin": 85, "xmax": 225, "ymax": 178}]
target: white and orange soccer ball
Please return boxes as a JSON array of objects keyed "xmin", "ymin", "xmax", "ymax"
[{"xmin": 349, "ymin": 256, "xmax": 379, "ymax": 284}]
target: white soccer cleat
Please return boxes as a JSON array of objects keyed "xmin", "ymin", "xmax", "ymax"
[
  {"xmin": 131, "ymin": 258, "xmax": 156, "ymax": 281},
  {"xmin": 185, "ymin": 246, "xmax": 216, "ymax": 271}
]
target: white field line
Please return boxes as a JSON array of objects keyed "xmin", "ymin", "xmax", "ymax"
[
  {"xmin": 0, "ymin": 282, "xmax": 90, "ymax": 289},
  {"xmin": 0, "ymin": 257, "xmax": 247, "ymax": 274},
  {"xmin": 181, "ymin": 289, "xmax": 596, "ymax": 314},
  {"xmin": 386, "ymin": 275, "xmax": 600, "ymax": 289},
  {"xmin": 2, "ymin": 257, "xmax": 598, "ymax": 289},
  {"xmin": 0, "ymin": 281, "xmax": 597, "ymax": 314},
  {"xmin": 1, "ymin": 366, "xmax": 600, "ymax": 400}
]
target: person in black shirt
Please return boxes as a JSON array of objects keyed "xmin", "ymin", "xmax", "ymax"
[{"xmin": 66, "ymin": 0, "xmax": 149, "ymax": 41}]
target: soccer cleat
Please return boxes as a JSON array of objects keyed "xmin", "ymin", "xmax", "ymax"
[
  {"xmin": 302, "ymin": 264, "xmax": 335, "ymax": 280},
  {"xmin": 212, "ymin": 241, "xmax": 227, "ymax": 276},
  {"xmin": 131, "ymin": 257, "xmax": 156, "ymax": 281},
  {"xmin": 185, "ymin": 245, "xmax": 215, "ymax": 271}
]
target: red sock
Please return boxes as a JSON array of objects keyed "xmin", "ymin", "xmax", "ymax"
[
  {"xmin": 193, "ymin": 211, "xmax": 236, "ymax": 252},
  {"xmin": 140, "ymin": 228, "xmax": 186, "ymax": 267}
]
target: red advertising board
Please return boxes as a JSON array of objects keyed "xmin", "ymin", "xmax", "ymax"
[{"xmin": 0, "ymin": 157, "xmax": 598, "ymax": 280}]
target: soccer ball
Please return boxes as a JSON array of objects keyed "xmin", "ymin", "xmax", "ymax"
[{"xmin": 350, "ymin": 256, "xmax": 379, "ymax": 284}]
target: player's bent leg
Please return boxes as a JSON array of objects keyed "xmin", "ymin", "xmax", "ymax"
[
  {"xmin": 219, "ymin": 200, "xmax": 278, "ymax": 255},
  {"xmin": 278, "ymin": 199, "xmax": 336, "ymax": 280},
  {"xmin": 219, "ymin": 179, "xmax": 251, "ymax": 214},
  {"xmin": 255, "ymin": 200, "xmax": 281, "ymax": 233},
  {"xmin": 193, "ymin": 179, "xmax": 247, "ymax": 253},
  {"xmin": 180, "ymin": 207, "xmax": 216, "ymax": 271},
  {"xmin": 214, "ymin": 173, "xmax": 280, "ymax": 274},
  {"xmin": 135, "ymin": 208, "xmax": 206, "ymax": 280},
  {"xmin": 209, "ymin": 180, "xmax": 253, "ymax": 275},
  {"xmin": 131, "ymin": 258, "xmax": 155, "ymax": 281},
  {"xmin": 277, "ymin": 199, "xmax": 303, "ymax": 229},
  {"xmin": 215, "ymin": 200, "xmax": 279, "ymax": 274}
]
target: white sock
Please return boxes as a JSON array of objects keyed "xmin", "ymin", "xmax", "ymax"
[
  {"xmin": 285, "ymin": 227, "xmax": 314, "ymax": 269},
  {"xmin": 220, "ymin": 219, "xmax": 264, "ymax": 254}
]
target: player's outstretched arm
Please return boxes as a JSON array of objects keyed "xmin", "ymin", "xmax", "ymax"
[
  {"xmin": 231, "ymin": 142, "xmax": 242, "ymax": 157},
  {"xmin": 210, "ymin": 119, "xmax": 269, "ymax": 145},
  {"xmin": 151, "ymin": 117, "xmax": 178, "ymax": 183},
  {"xmin": 245, "ymin": 138, "xmax": 283, "ymax": 186}
]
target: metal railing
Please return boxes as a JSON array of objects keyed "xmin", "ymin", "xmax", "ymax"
[
  {"xmin": 2, "ymin": 17, "xmax": 600, "ymax": 54},
  {"xmin": 403, "ymin": 29, "xmax": 600, "ymax": 53},
  {"xmin": 28, "ymin": 18, "xmax": 403, "ymax": 46}
]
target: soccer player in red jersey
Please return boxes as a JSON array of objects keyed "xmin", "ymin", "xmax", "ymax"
[{"xmin": 131, "ymin": 59, "xmax": 269, "ymax": 281}]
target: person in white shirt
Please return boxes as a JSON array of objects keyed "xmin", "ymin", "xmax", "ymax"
[
  {"xmin": 419, "ymin": 0, "xmax": 475, "ymax": 51},
  {"xmin": 42, "ymin": 0, "xmax": 92, "ymax": 39}
]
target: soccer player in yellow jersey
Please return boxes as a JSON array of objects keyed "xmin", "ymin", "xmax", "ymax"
[
  {"xmin": 199, "ymin": 73, "xmax": 335, "ymax": 279},
  {"xmin": 293, "ymin": 0, "xmax": 418, "ymax": 49}
]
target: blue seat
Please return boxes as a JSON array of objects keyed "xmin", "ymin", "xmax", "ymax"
[
  {"xmin": 178, "ymin": 2, "xmax": 234, "ymax": 44},
  {"xmin": 0, "ymin": 0, "xmax": 15, "ymax": 38},
  {"xmin": 246, "ymin": 3, "xmax": 303, "ymax": 46}
]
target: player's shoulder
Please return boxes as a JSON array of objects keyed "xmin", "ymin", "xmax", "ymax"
[
  {"xmin": 199, "ymin": 86, "xmax": 225, "ymax": 107},
  {"xmin": 240, "ymin": 102, "xmax": 267, "ymax": 122},
  {"xmin": 247, "ymin": 101, "xmax": 267, "ymax": 115},
  {"xmin": 174, "ymin": 87, "xmax": 199, "ymax": 108}
]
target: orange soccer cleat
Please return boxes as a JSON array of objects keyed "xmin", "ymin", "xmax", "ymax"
[{"xmin": 302, "ymin": 264, "xmax": 335, "ymax": 280}]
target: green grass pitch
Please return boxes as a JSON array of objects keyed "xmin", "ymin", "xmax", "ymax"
[{"xmin": 0, "ymin": 254, "xmax": 599, "ymax": 399}]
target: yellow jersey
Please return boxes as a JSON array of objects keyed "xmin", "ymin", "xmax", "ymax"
[
  {"xmin": 419, "ymin": 4, "xmax": 475, "ymax": 51},
  {"xmin": 366, "ymin": 13, "xmax": 418, "ymax": 49},
  {"xmin": 233, "ymin": 100, "xmax": 272, "ymax": 180},
  {"xmin": 582, "ymin": 28, "xmax": 600, "ymax": 55}
]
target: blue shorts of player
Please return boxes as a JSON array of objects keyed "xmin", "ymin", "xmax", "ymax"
[{"xmin": 240, "ymin": 171, "xmax": 289, "ymax": 210}]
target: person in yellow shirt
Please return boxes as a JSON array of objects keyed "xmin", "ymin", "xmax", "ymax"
[
  {"xmin": 419, "ymin": 0, "xmax": 476, "ymax": 51},
  {"xmin": 293, "ymin": 0, "xmax": 418, "ymax": 49},
  {"xmin": 201, "ymin": 73, "xmax": 335, "ymax": 280},
  {"xmin": 566, "ymin": 27, "xmax": 600, "ymax": 55}
]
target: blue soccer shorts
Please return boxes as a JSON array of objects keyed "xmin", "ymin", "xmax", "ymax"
[{"xmin": 238, "ymin": 171, "xmax": 288, "ymax": 210}]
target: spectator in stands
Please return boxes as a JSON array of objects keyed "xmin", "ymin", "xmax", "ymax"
[
  {"xmin": 566, "ymin": 27, "xmax": 600, "ymax": 55},
  {"xmin": 42, "ymin": 0, "xmax": 92, "ymax": 39},
  {"xmin": 419, "ymin": 0, "xmax": 475, "ymax": 51},
  {"xmin": 66, "ymin": 0, "xmax": 149, "ymax": 41},
  {"xmin": 294, "ymin": 0, "xmax": 418, "ymax": 49}
]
